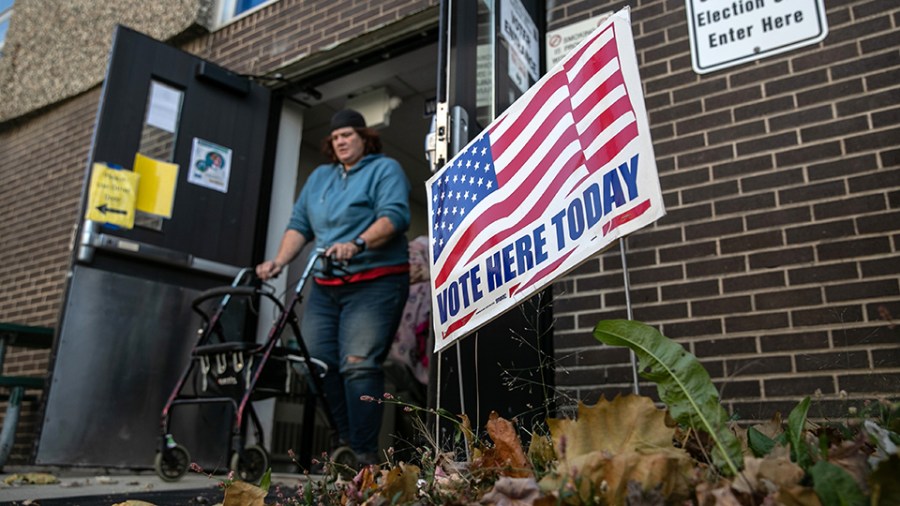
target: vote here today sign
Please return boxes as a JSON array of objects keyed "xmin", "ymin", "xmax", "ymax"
[{"xmin": 427, "ymin": 8, "xmax": 665, "ymax": 352}]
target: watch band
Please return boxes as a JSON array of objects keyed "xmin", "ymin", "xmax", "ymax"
[{"xmin": 353, "ymin": 236, "xmax": 367, "ymax": 252}]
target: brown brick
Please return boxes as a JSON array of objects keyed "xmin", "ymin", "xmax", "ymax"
[
  {"xmin": 654, "ymin": 133, "xmax": 705, "ymax": 157},
  {"xmin": 693, "ymin": 295, "xmax": 752, "ymax": 317},
  {"xmin": 633, "ymin": 302, "xmax": 690, "ymax": 322},
  {"xmin": 765, "ymin": 70, "xmax": 829, "ymax": 96},
  {"xmin": 760, "ymin": 331, "xmax": 830, "ymax": 352},
  {"xmin": 839, "ymin": 373, "xmax": 900, "ymax": 393},
  {"xmin": 684, "ymin": 217, "xmax": 743, "ymax": 240},
  {"xmin": 867, "ymin": 68, "xmax": 900, "ymax": 91},
  {"xmin": 659, "ymin": 241, "xmax": 717, "ymax": 262},
  {"xmin": 837, "ymin": 88, "xmax": 900, "ymax": 117},
  {"xmin": 776, "ymin": 141, "xmax": 844, "ymax": 167},
  {"xmin": 797, "ymin": 80, "xmax": 865, "ymax": 108},
  {"xmin": 861, "ymin": 257, "xmax": 900, "ymax": 277},
  {"xmin": 846, "ymin": 127, "xmax": 900, "ymax": 154},
  {"xmin": 755, "ymin": 287, "xmax": 823, "ymax": 311},
  {"xmin": 676, "ymin": 111, "xmax": 732, "ymax": 136},
  {"xmin": 825, "ymin": 279, "xmax": 900, "ymax": 303},
  {"xmin": 725, "ymin": 355, "xmax": 792, "ymax": 376},
  {"xmin": 765, "ymin": 376, "xmax": 835, "ymax": 397},
  {"xmin": 769, "ymin": 105, "xmax": 834, "ymax": 132},
  {"xmin": 848, "ymin": 168, "xmax": 900, "ymax": 193},
  {"xmin": 833, "ymin": 324, "xmax": 897, "ymax": 347},
  {"xmin": 604, "ymin": 287, "xmax": 659, "ymax": 308},
  {"xmin": 713, "ymin": 155, "xmax": 774, "ymax": 179},
  {"xmin": 700, "ymin": 359, "xmax": 725, "ymax": 379},
  {"xmin": 715, "ymin": 193, "xmax": 777, "ymax": 216},
  {"xmin": 661, "ymin": 279, "xmax": 720, "ymax": 300},
  {"xmin": 693, "ymin": 336, "xmax": 756, "ymax": 358},
  {"xmin": 690, "ymin": 253, "xmax": 752, "ymax": 278},
  {"xmin": 663, "ymin": 319, "xmax": 723, "ymax": 340},
  {"xmin": 789, "ymin": 263, "xmax": 859, "ymax": 286},
  {"xmin": 741, "ymin": 168, "xmax": 805, "ymax": 192},
  {"xmin": 786, "ymin": 219, "xmax": 857, "ymax": 245},
  {"xmin": 730, "ymin": 61, "xmax": 791, "ymax": 88},
  {"xmin": 627, "ymin": 228, "xmax": 683, "ymax": 250},
  {"xmin": 721, "ymin": 231, "xmax": 784, "ymax": 254},
  {"xmin": 807, "ymin": 154, "xmax": 877, "ymax": 181},
  {"xmin": 746, "ymin": 207, "xmax": 813, "ymax": 231},
  {"xmin": 704, "ymin": 86, "xmax": 763, "ymax": 112},
  {"xmin": 650, "ymin": 101, "xmax": 704, "ymax": 125},
  {"xmin": 677, "ymin": 145, "xmax": 736, "ymax": 168},
  {"xmin": 708, "ymin": 121, "xmax": 767, "ymax": 145},
  {"xmin": 734, "ymin": 96, "xmax": 795, "ymax": 122},
  {"xmin": 683, "ymin": 180, "xmax": 740, "ymax": 204},
  {"xmin": 871, "ymin": 346, "xmax": 900, "ymax": 368},
  {"xmin": 629, "ymin": 265, "xmax": 684, "ymax": 285},
  {"xmin": 659, "ymin": 166, "xmax": 710, "ymax": 189},
  {"xmin": 660, "ymin": 204, "xmax": 715, "ymax": 227},
  {"xmin": 872, "ymin": 106, "xmax": 900, "ymax": 129},
  {"xmin": 793, "ymin": 42, "xmax": 860, "ymax": 72},
  {"xmin": 723, "ymin": 272, "xmax": 786, "ymax": 293},
  {"xmin": 737, "ymin": 132, "xmax": 797, "ymax": 160},
  {"xmin": 673, "ymin": 78, "xmax": 728, "ymax": 103},
  {"xmin": 715, "ymin": 379, "xmax": 761, "ymax": 399},
  {"xmin": 792, "ymin": 305, "xmax": 864, "ymax": 327},
  {"xmin": 826, "ymin": 14, "xmax": 892, "ymax": 46},
  {"xmin": 780, "ymin": 180, "xmax": 847, "ymax": 205},
  {"xmin": 817, "ymin": 237, "xmax": 892, "ymax": 261}
]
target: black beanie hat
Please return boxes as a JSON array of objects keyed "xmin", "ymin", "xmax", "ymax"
[{"xmin": 330, "ymin": 109, "xmax": 366, "ymax": 130}]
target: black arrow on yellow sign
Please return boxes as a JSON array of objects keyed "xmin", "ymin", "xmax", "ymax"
[{"xmin": 96, "ymin": 204, "xmax": 127, "ymax": 215}]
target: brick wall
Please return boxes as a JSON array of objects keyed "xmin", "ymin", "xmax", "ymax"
[
  {"xmin": 180, "ymin": 0, "xmax": 437, "ymax": 76},
  {"xmin": 549, "ymin": 0, "xmax": 900, "ymax": 421},
  {"xmin": 0, "ymin": 88, "xmax": 101, "ymax": 464}
]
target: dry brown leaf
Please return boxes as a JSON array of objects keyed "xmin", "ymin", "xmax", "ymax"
[
  {"xmin": 3, "ymin": 473, "xmax": 59, "ymax": 485},
  {"xmin": 112, "ymin": 501, "xmax": 157, "ymax": 506},
  {"xmin": 479, "ymin": 412, "xmax": 532, "ymax": 478},
  {"xmin": 752, "ymin": 412, "xmax": 784, "ymax": 440},
  {"xmin": 222, "ymin": 480, "xmax": 267, "ymax": 506},
  {"xmin": 695, "ymin": 481, "xmax": 744, "ymax": 506},
  {"xmin": 480, "ymin": 476, "xmax": 541, "ymax": 505},
  {"xmin": 541, "ymin": 396, "xmax": 696, "ymax": 504},
  {"xmin": 732, "ymin": 454, "xmax": 804, "ymax": 495},
  {"xmin": 776, "ymin": 485, "xmax": 823, "ymax": 506},
  {"xmin": 548, "ymin": 396, "xmax": 676, "ymax": 458},
  {"xmin": 828, "ymin": 439, "xmax": 870, "ymax": 494},
  {"xmin": 381, "ymin": 463, "xmax": 420, "ymax": 503}
]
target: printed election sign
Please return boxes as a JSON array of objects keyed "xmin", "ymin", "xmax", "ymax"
[
  {"xmin": 686, "ymin": 0, "xmax": 828, "ymax": 74},
  {"xmin": 427, "ymin": 8, "xmax": 665, "ymax": 352}
]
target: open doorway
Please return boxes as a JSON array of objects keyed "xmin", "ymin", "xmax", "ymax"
[{"xmin": 267, "ymin": 40, "xmax": 438, "ymax": 470}]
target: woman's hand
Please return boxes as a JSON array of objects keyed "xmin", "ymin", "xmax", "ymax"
[
  {"xmin": 256, "ymin": 260, "xmax": 283, "ymax": 280},
  {"xmin": 325, "ymin": 241, "xmax": 361, "ymax": 262}
]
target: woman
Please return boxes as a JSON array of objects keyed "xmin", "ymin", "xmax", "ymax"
[{"xmin": 256, "ymin": 109, "xmax": 411, "ymax": 466}]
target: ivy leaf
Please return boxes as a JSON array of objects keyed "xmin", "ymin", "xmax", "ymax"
[
  {"xmin": 809, "ymin": 460, "xmax": 866, "ymax": 506},
  {"xmin": 593, "ymin": 320, "xmax": 743, "ymax": 476}
]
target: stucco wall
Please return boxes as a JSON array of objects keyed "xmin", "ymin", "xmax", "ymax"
[{"xmin": 0, "ymin": 0, "xmax": 213, "ymax": 123}]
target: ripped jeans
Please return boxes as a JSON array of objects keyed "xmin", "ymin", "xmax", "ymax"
[{"xmin": 300, "ymin": 272, "xmax": 409, "ymax": 456}]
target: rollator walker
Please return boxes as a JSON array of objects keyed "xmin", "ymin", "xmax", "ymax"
[{"xmin": 154, "ymin": 250, "xmax": 356, "ymax": 482}]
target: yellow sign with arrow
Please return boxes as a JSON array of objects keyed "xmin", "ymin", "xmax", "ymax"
[{"xmin": 85, "ymin": 163, "xmax": 139, "ymax": 229}]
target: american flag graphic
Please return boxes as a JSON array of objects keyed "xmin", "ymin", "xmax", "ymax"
[{"xmin": 428, "ymin": 10, "xmax": 662, "ymax": 349}]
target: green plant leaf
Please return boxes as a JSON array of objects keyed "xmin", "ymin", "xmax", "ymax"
[
  {"xmin": 593, "ymin": 319, "xmax": 743, "ymax": 476},
  {"xmin": 747, "ymin": 426, "xmax": 775, "ymax": 457},
  {"xmin": 809, "ymin": 460, "xmax": 866, "ymax": 506},
  {"xmin": 786, "ymin": 397, "xmax": 813, "ymax": 469},
  {"xmin": 258, "ymin": 467, "xmax": 272, "ymax": 492}
]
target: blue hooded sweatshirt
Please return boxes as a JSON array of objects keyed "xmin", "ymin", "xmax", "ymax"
[{"xmin": 288, "ymin": 153, "xmax": 411, "ymax": 276}]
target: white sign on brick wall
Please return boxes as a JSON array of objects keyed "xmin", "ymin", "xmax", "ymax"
[{"xmin": 686, "ymin": 0, "xmax": 829, "ymax": 74}]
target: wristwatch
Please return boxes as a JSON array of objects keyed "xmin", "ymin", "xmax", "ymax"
[{"xmin": 353, "ymin": 236, "xmax": 367, "ymax": 252}]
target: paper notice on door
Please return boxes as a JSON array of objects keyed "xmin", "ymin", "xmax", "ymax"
[
  {"xmin": 134, "ymin": 153, "xmax": 178, "ymax": 218},
  {"xmin": 188, "ymin": 138, "xmax": 232, "ymax": 193}
]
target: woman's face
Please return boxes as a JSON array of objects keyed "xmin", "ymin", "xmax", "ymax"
[{"xmin": 331, "ymin": 127, "xmax": 365, "ymax": 168}]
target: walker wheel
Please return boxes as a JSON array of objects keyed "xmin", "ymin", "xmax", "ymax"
[
  {"xmin": 330, "ymin": 445, "xmax": 358, "ymax": 477},
  {"xmin": 230, "ymin": 444, "xmax": 269, "ymax": 483},
  {"xmin": 155, "ymin": 444, "xmax": 191, "ymax": 482}
]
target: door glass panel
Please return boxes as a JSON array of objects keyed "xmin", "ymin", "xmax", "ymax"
[
  {"xmin": 136, "ymin": 80, "xmax": 184, "ymax": 230},
  {"xmin": 475, "ymin": 0, "xmax": 495, "ymax": 127}
]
